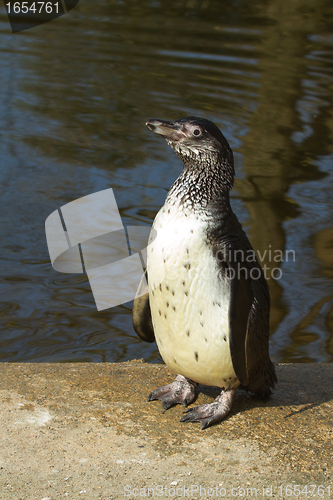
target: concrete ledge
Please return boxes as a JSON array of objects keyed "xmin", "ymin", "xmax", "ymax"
[{"xmin": 0, "ymin": 362, "xmax": 332, "ymax": 499}]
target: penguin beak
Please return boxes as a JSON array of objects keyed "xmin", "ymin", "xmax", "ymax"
[{"xmin": 146, "ymin": 119, "xmax": 186, "ymax": 142}]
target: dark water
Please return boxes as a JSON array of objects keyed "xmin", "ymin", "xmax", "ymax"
[{"xmin": 0, "ymin": 0, "xmax": 333, "ymax": 363}]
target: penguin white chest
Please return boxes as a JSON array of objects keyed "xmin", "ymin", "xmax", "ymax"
[{"xmin": 147, "ymin": 202, "xmax": 238, "ymax": 388}]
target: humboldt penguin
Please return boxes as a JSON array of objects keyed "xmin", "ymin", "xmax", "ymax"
[{"xmin": 132, "ymin": 117, "xmax": 277, "ymax": 429}]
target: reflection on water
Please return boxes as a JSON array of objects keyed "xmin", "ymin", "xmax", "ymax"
[{"xmin": 0, "ymin": 0, "xmax": 333, "ymax": 363}]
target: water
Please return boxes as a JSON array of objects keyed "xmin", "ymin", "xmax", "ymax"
[{"xmin": 0, "ymin": 0, "xmax": 333, "ymax": 363}]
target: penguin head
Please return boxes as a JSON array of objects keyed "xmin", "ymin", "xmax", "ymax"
[{"xmin": 146, "ymin": 117, "xmax": 233, "ymax": 169}]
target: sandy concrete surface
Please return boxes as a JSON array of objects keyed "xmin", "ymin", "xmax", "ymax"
[{"xmin": 0, "ymin": 362, "xmax": 332, "ymax": 499}]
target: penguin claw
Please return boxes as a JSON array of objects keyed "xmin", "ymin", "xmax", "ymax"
[
  {"xmin": 147, "ymin": 374, "xmax": 197, "ymax": 410},
  {"xmin": 180, "ymin": 403, "xmax": 228, "ymax": 429},
  {"xmin": 180, "ymin": 390, "xmax": 236, "ymax": 429}
]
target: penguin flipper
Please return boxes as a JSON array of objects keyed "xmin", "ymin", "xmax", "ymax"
[
  {"xmin": 228, "ymin": 261, "xmax": 253, "ymax": 387},
  {"xmin": 132, "ymin": 271, "xmax": 155, "ymax": 343}
]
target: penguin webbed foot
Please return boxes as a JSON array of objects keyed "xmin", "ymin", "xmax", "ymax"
[
  {"xmin": 147, "ymin": 374, "xmax": 197, "ymax": 410},
  {"xmin": 180, "ymin": 389, "xmax": 235, "ymax": 429}
]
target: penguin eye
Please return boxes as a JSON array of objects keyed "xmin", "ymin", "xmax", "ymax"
[{"xmin": 192, "ymin": 128, "xmax": 202, "ymax": 137}]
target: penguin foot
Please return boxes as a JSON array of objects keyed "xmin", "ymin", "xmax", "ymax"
[
  {"xmin": 147, "ymin": 374, "xmax": 197, "ymax": 410},
  {"xmin": 180, "ymin": 389, "xmax": 236, "ymax": 429}
]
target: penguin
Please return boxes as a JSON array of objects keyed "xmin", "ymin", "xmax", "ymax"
[{"xmin": 132, "ymin": 117, "xmax": 277, "ymax": 429}]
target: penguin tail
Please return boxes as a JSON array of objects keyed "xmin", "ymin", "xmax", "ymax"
[{"xmin": 242, "ymin": 359, "xmax": 277, "ymax": 399}]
